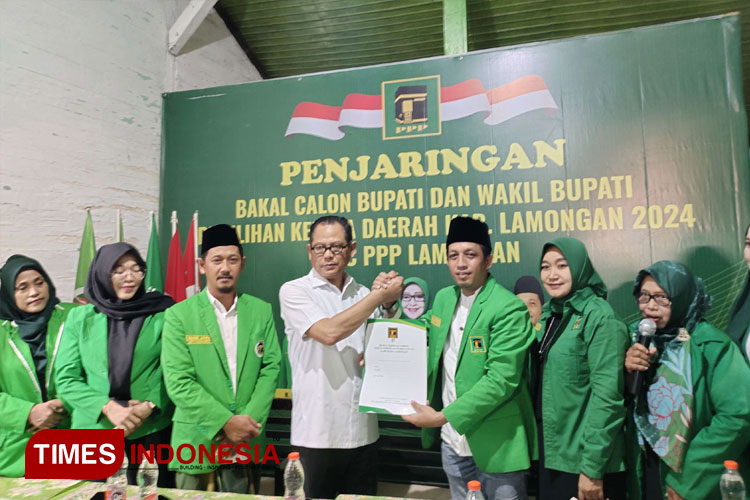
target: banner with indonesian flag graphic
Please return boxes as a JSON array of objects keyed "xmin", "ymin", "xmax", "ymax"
[
  {"xmin": 162, "ymin": 16, "xmax": 750, "ymax": 392},
  {"xmin": 285, "ymin": 75, "xmax": 558, "ymax": 141}
]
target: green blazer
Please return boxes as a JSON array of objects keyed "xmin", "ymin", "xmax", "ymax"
[
  {"xmin": 161, "ymin": 290, "xmax": 281, "ymax": 474},
  {"xmin": 0, "ymin": 303, "xmax": 76, "ymax": 477},
  {"xmin": 423, "ymin": 275, "xmax": 537, "ymax": 473},
  {"xmin": 626, "ymin": 320, "xmax": 750, "ymax": 500},
  {"xmin": 54, "ymin": 305, "xmax": 173, "ymax": 439},
  {"xmin": 537, "ymin": 293, "xmax": 629, "ymax": 478}
]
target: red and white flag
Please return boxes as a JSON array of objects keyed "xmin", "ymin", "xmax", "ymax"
[
  {"xmin": 284, "ymin": 75, "xmax": 558, "ymax": 140},
  {"xmin": 439, "ymin": 79, "xmax": 490, "ymax": 121},
  {"xmin": 183, "ymin": 212, "xmax": 200, "ymax": 298},
  {"xmin": 165, "ymin": 229, "xmax": 186, "ymax": 302},
  {"xmin": 484, "ymin": 75, "xmax": 558, "ymax": 125}
]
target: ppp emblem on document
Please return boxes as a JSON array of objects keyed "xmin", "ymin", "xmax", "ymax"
[{"xmin": 382, "ymin": 75, "xmax": 440, "ymax": 140}]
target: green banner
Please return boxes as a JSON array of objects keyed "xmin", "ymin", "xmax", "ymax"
[{"xmin": 162, "ymin": 15, "xmax": 750, "ymax": 385}]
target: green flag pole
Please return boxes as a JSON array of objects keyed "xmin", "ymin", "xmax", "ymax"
[
  {"xmin": 145, "ymin": 211, "xmax": 164, "ymax": 292},
  {"xmin": 116, "ymin": 209, "xmax": 124, "ymax": 242},
  {"xmin": 74, "ymin": 209, "xmax": 96, "ymax": 304}
]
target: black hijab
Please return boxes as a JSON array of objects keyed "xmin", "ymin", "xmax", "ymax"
[
  {"xmin": 727, "ymin": 224, "xmax": 750, "ymax": 349},
  {"xmin": 85, "ymin": 243, "xmax": 174, "ymax": 401},
  {"xmin": 0, "ymin": 255, "xmax": 60, "ymax": 398}
]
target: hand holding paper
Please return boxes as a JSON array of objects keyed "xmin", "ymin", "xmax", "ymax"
[{"xmin": 359, "ymin": 319, "xmax": 427, "ymax": 415}]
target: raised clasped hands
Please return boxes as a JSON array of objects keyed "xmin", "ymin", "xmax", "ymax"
[{"xmin": 372, "ymin": 271, "xmax": 404, "ymax": 307}]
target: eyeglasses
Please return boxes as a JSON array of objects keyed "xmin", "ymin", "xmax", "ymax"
[
  {"xmin": 402, "ymin": 294, "xmax": 425, "ymax": 303},
  {"xmin": 111, "ymin": 266, "xmax": 145, "ymax": 280},
  {"xmin": 311, "ymin": 243, "xmax": 348, "ymax": 256},
  {"xmin": 636, "ymin": 291, "xmax": 670, "ymax": 307}
]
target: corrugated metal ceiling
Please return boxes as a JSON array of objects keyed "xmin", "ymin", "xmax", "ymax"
[{"xmin": 216, "ymin": 0, "xmax": 750, "ymax": 110}]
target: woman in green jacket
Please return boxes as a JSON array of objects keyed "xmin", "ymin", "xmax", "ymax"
[
  {"xmin": 0, "ymin": 255, "xmax": 76, "ymax": 477},
  {"xmin": 536, "ymin": 237, "xmax": 629, "ymax": 500},
  {"xmin": 625, "ymin": 260, "xmax": 750, "ymax": 499},
  {"xmin": 55, "ymin": 243, "xmax": 175, "ymax": 486},
  {"xmin": 726, "ymin": 223, "xmax": 750, "ymax": 362}
]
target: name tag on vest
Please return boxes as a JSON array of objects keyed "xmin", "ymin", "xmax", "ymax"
[{"xmin": 185, "ymin": 334, "xmax": 213, "ymax": 345}]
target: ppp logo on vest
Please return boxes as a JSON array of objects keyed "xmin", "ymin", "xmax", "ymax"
[{"xmin": 25, "ymin": 429, "xmax": 124, "ymax": 479}]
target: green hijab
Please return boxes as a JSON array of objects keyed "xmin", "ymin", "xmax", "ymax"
[
  {"xmin": 632, "ymin": 260, "xmax": 707, "ymax": 473},
  {"xmin": 399, "ymin": 277, "xmax": 430, "ymax": 320},
  {"xmin": 0, "ymin": 255, "xmax": 60, "ymax": 395},
  {"xmin": 726, "ymin": 224, "xmax": 750, "ymax": 347},
  {"xmin": 632, "ymin": 260, "xmax": 711, "ymax": 337},
  {"xmin": 541, "ymin": 237, "xmax": 607, "ymax": 314}
]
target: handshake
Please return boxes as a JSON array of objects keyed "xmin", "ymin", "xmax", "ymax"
[{"xmin": 371, "ymin": 270, "xmax": 404, "ymax": 310}]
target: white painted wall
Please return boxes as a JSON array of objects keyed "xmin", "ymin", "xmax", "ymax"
[{"xmin": 0, "ymin": 0, "xmax": 261, "ymax": 300}]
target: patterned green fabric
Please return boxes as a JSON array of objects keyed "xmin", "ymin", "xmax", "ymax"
[
  {"xmin": 632, "ymin": 260, "xmax": 712, "ymax": 473},
  {"xmin": 633, "ymin": 335, "xmax": 694, "ymax": 472}
]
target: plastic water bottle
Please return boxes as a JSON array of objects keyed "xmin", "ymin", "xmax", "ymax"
[
  {"xmin": 106, "ymin": 454, "xmax": 128, "ymax": 500},
  {"xmin": 466, "ymin": 480, "xmax": 485, "ymax": 500},
  {"xmin": 284, "ymin": 452, "xmax": 305, "ymax": 500},
  {"xmin": 137, "ymin": 453, "xmax": 159, "ymax": 500},
  {"xmin": 721, "ymin": 460, "xmax": 746, "ymax": 500}
]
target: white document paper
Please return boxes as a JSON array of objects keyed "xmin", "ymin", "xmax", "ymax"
[{"xmin": 359, "ymin": 318, "xmax": 428, "ymax": 415}]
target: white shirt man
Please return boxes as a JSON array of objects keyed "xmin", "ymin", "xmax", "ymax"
[{"xmin": 279, "ymin": 216, "xmax": 402, "ymax": 499}]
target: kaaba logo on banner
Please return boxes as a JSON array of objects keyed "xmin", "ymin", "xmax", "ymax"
[
  {"xmin": 395, "ymin": 86, "xmax": 427, "ymax": 124},
  {"xmin": 382, "ymin": 75, "xmax": 441, "ymax": 140},
  {"xmin": 387, "ymin": 327, "xmax": 399, "ymax": 339}
]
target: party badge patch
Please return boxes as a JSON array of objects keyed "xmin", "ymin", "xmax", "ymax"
[
  {"xmin": 469, "ymin": 336, "xmax": 486, "ymax": 354},
  {"xmin": 186, "ymin": 335, "xmax": 213, "ymax": 345}
]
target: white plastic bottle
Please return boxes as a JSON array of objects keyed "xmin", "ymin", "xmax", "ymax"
[
  {"xmin": 721, "ymin": 460, "xmax": 746, "ymax": 500},
  {"xmin": 284, "ymin": 452, "xmax": 305, "ymax": 500},
  {"xmin": 465, "ymin": 480, "xmax": 485, "ymax": 500},
  {"xmin": 137, "ymin": 453, "xmax": 159, "ymax": 500},
  {"xmin": 106, "ymin": 454, "xmax": 129, "ymax": 500}
]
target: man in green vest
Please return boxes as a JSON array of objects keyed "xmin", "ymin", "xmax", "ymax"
[
  {"xmin": 161, "ymin": 224, "xmax": 281, "ymax": 493},
  {"xmin": 403, "ymin": 216, "xmax": 537, "ymax": 500}
]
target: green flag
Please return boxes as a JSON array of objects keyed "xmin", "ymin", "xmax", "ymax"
[
  {"xmin": 74, "ymin": 210, "xmax": 96, "ymax": 304},
  {"xmin": 145, "ymin": 213, "xmax": 164, "ymax": 292},
  {"xmin": 117, "ymin": 209, "xmax": 124, "ymax": 242}
]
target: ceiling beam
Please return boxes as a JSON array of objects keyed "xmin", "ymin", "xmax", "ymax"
[
  {"xmin": 443, "ymin": 0, "xmax": 467, "ymax": 55},
  {"xmin": 168, "ymin": 0, "xmax": 219, "ymax": 55}
]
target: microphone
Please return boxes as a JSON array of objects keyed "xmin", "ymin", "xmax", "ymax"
[{"xmin": 627, "ymin": 318, "xmax": 657, "ymax": 397}]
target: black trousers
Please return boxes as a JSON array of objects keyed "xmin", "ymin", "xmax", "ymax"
[
  {"xmin": 537, "ymin": 425, "xmax": 626, "ymax": 500},
  {"xmin": 537, "ymin": 467, "xmax": 627, "ymax": 500},
  {"xmin": 124, "ymin": 425, "xmax": 175, "ymax": 489},
  {"xmin": 294, "ymin": 442, "xmax": 378, "ymax": 499},
  {"xmin": 641, "ymin": 448, "xmax": 664, "ymax": 499}
]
